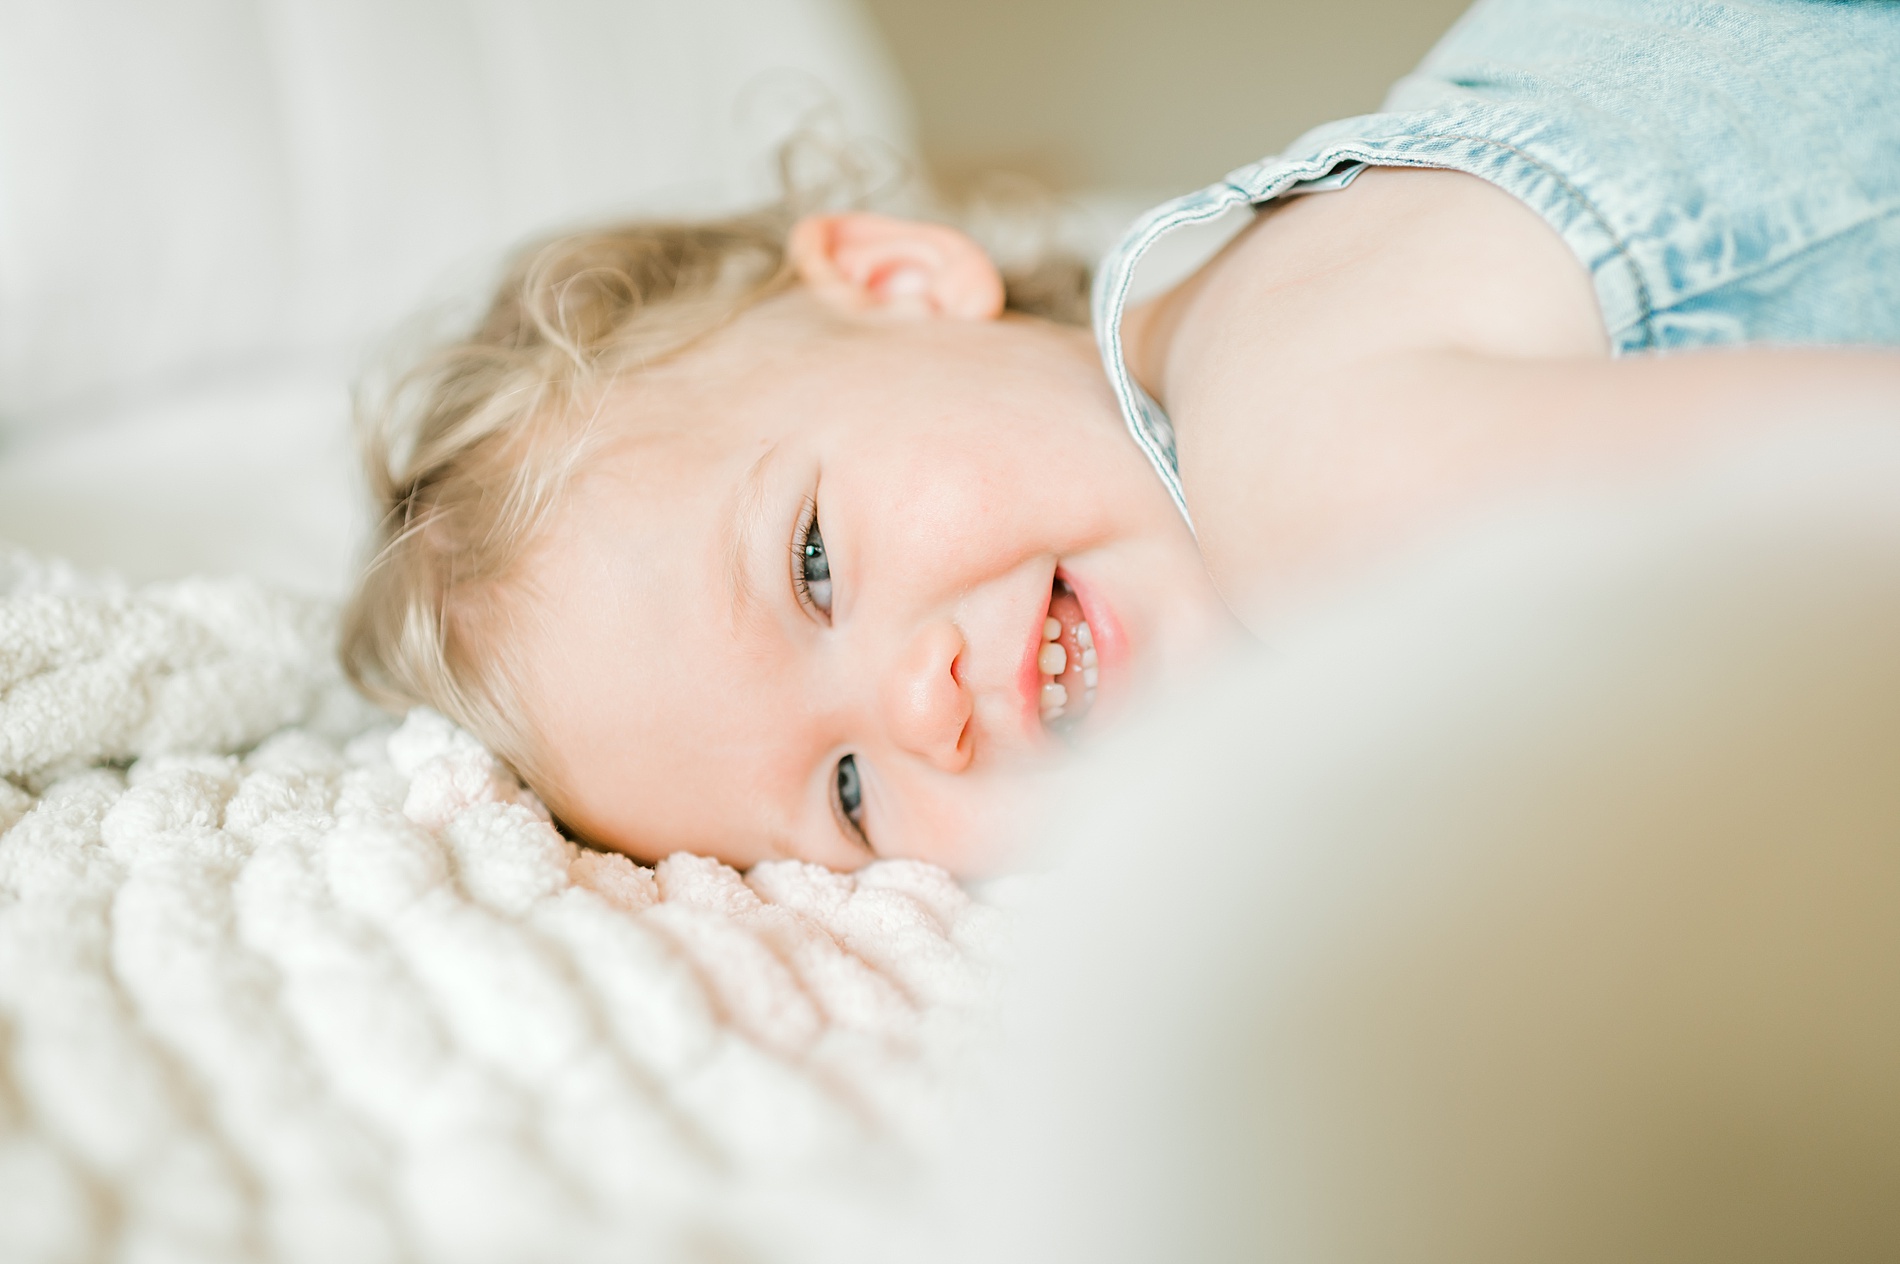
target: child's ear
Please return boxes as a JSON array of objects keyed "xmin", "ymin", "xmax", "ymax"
[{"xmin": 788, "ymin": 212, "xmax": 1006, "ymax": 320}]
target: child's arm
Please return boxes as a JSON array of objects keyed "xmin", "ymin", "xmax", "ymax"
[
  {"xmin": 1189, "ymin": 346, "xmax": 1900, "ymax": 629},
  {"xmin": 1128, "ymin": 167, "xmax": 1900, "ymax": 630}
]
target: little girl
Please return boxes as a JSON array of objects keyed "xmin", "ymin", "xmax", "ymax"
[{"xmin": 344, "ymin": 0, "xmax": 1900, "ymax": 876}]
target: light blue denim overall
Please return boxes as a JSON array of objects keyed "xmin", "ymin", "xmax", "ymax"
[{"xmin": 1093, "ymin": 0, "xmax": 1900, "ymax": 524}]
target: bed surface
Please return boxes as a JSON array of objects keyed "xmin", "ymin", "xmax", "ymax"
[{"xmin": 0, "ymin": 549, "xmax": 1008, "ymax": 1263}]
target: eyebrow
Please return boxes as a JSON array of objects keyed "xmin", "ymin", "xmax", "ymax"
[{"xmin": 724, "ymin": 443, "xmax": 780, "ymax": 634}]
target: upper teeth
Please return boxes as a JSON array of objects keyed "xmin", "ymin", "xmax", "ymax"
[{"xmin": 1041, "ymin": 610, "xmax": 1099, "ymax": 724}]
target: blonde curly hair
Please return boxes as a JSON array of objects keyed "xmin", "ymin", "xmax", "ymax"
[{"xmin": 340, "ymin": 198, "xmax": 1090, "ymax": 799}]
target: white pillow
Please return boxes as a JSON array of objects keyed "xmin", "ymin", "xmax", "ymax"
[
  {"xmin": 0, "ymin": 0, "xmax": 912, "ymax": 429},
  {"xmin": 0, "ymin": 369, "xmax": 363, "ymax": 595}
]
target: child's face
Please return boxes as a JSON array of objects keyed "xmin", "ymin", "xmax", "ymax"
[{"xmin": 515, "ymin": 216, "xmax": 1237, "ymax": 875}]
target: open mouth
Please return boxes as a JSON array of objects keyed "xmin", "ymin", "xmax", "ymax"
[{"xmin": 1038, "ymin": 576, "xmax": 1099, "ymax": 733}]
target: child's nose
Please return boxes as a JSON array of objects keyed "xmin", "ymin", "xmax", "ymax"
[{"xmin": 880, "ymin": 621, "xmax": 973, "ymax": 772}]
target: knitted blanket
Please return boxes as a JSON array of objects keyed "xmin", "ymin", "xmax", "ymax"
[{"xmin": 0, "ymin": 550, "xmax": 1008, "ymax": 1264}]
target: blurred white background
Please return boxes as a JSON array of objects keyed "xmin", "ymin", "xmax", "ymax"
[
  {"xmin": 0, "ymin": 0, "xmax": 1465, "ymax": 596},
  {"xmin": 0, "ymin": 0, "xmax": 910, "ymax": 593}
]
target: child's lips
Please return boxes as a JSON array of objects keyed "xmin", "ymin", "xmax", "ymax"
[
  {"xmin": 1019, "ymin": 585, "xmax": 1054, "ymax": 737},
  {"xmin": 1062, "ymin": 569, "xmax": 1124, "ymax": 682},
  {"xmin": 1039, "ymin": 580, "xmax": 1095, "ymax": 729}
]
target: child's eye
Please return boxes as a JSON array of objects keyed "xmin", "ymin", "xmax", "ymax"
[
  {"xmin": 794, "ymin": 506, "xmax": 833, "ymax": 617},
  {"xmin": 834, "ymin": 754, "xmax": 868, "ymax": 846}
]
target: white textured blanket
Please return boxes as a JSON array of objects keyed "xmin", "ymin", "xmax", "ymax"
[{"xmin": 0, "ymin": 550, "xmax": 1008, "ymax": 1264}]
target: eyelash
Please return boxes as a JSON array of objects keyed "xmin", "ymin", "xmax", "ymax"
[
  {"xmin": 834, "ymin": 754, "xmax": 870, "ymax": 851},
  {"xmin": 791, "ymin": 497, "xmax": 833, "ymax": 620}
]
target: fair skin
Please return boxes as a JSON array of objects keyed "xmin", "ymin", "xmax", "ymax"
[
  {"xmin": 517, "ymin": 213, "xmax": 1238, "ymax": 874},
  {"xmin": 1127, "ymin": 168, "xmax": 1900, "ymax": 626},
  {"xmin": 519, "ymin": 169, "xmax": 1900, "ymax": 876}
]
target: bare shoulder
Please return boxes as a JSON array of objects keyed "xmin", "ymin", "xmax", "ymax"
[
  {"xmin": 1123, "ymin": 167, "xmax": 1607, "ymax": 614},
  {"xmin": 1123, "ymin": 167, "xmax": 1900, "ymax": 630},
  {"xmin": 1125, "ymin": 167, "xmax": 1609, "ymax": 402}
]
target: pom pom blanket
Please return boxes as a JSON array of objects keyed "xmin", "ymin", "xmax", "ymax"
[{"xmin": 0, "ymin": 550, "xmax": 1007, "ymax": 1264}]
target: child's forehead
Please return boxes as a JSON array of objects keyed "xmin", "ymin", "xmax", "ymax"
[
  {"xmin": 562, "ymin": 400, "xmax": 787, "ymax": 555},
  {"xmin": 602, "ymin": 312, "xmax": 822, "ymax": 422},
  {"xmin": 588, "ymin": 388, "xmax": 780, "ymax": 494},
  {"xmin": 597, "ymin": 347, "xmax": 873, "ymax": 471}
]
